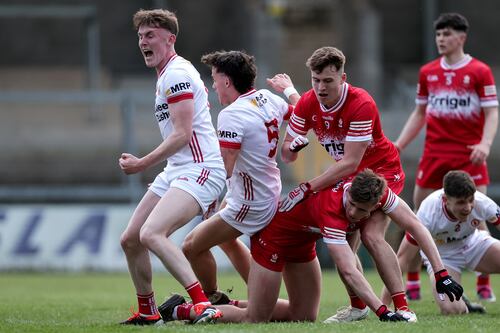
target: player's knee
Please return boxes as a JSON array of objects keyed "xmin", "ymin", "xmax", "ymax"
[
  {"xmin": 120, "ymin": 231, "xmax": 139, "ymax": 253},
  {"xmin": 138, "ymin": 225, "xmax": 155, "ymax": 248},
  {"xmin": 181, "ymin": 234, "xmax": 194, "ymax": 259}
]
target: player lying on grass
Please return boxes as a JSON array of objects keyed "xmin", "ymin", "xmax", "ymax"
[
  {"xmin": 384, "ymin": 170, "xmax": 500, "ymax": 315},
  {"xmin": 157, "ymin": 169, "xmax": 463, "ymax": 324}
]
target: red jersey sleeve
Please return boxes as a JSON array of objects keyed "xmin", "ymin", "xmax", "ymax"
[
  {"xmin": 476, "ymin": 63, "xmax": 498, "ymax": 108},
  {"xmin": 344, "ymin": 101, "xmax": 376, "ymax": 143},
  {"xmin": 416, "ymin": 67, "xmax": 428, "ymax": 105},
  {"xmin": 286, "ymin": 91, "xmax": 314, "ymax": 137}
]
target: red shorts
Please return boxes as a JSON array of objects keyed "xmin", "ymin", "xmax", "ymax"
[
  {"xmin": 416, "ymin": 156, "xmax": 489, "ymax": 189},
  {"xmin": 250, "ymin": 200, "xmax": 321, "ymax": 272}
]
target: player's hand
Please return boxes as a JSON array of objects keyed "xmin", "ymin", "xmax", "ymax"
[
  {"xmin": 279, "ymin": 182, "xmax": 312, "ymax": 212},
  {"xmin": 435, "ymin": 269, "xmax": 463, "ymax": 301},
  {"xmin": 289, "ymin": 135, "xmax": 309, "ymax": 152},
  {"xmin": 266, "ymin": 73, "xmax": 294, "ymax": 94},
  {"xmin": 119, "ymin": 153, "xmax": 145, "ymax": 175},
  {"xmin": 377, "ymin": 305, "xmax": 408, "ymax": 322},
  {"xmin": 467, "ymin": 142, "xmax": 490, "ymax": 165}
]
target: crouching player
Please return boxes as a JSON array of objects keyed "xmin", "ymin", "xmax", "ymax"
[
  {"xmin": 158, "ymin": 170, "xmax": 462, "ymax": 323},
  {"xmin": 393, "ymin": 170, "xmax": 500, "ymax": 315}
]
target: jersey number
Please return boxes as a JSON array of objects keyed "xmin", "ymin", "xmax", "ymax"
[{"xmin": 265, "ymin": 118, "xmax": 279, "ymax": 158}]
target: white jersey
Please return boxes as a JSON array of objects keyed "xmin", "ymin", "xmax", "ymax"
[
  {"xmin": 155, "ymin": 55, "xmax": 223, "ymax": 167},
  {"xmin": 417, "ymin": 189, "xmax": 500, "ymax": 246},
  {"xmin": 218, "ymin": 89, "xmax": 292, "ymax": 208}
]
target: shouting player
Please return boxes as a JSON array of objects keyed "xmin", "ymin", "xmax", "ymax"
[{"xmin": 118, "ymin": 9, "xmax": 226, "ymax": 325}]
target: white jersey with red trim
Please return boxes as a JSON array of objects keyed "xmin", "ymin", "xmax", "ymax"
[
  {"xmin": 218, "ymin": 88, "xmax": 292, "ymax": 207},
  {"xmin": 416, "ymin": 189, "xmax": 500, "ymax": 246},
  {"xmin": 416, "ymin": 55, "xmax": 498, "ymax": 157},
  {"xmin": 155, "ymin": 55, "xmax": 223, "ymax": 167}
]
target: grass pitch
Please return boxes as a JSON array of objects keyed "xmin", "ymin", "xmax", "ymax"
[{"xmin": 0, "ymin": 270, "xmax": 498, "ymax": 333}]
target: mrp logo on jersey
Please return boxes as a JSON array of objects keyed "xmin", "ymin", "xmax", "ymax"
[
  {"xmin": 166, "ymin": 82, "xmax": 191, "ymax": 96},
  {"xmin": 218, "ymin": 130, "xmax": 238, "ymax": 139}
]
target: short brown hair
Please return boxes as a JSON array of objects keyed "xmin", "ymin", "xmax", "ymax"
[
  {"xmin": 133, "ymin": 9, "xmax": 179, "ymax": 36},
  {"xmin": 306, "ymin": 47, "xmax": 345, "ymax": 73},
  {"xmin": 443, "ymin": 170, "xmax": 476, "ymax": 198},
  {"xmin": 350, "ymin": 169, "xmax": 387, "ymax": 205},
  {"xmin": 201, "ymin": 50, "xmax": 256, "ymax": 94}
]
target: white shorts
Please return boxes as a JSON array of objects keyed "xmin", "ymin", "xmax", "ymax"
[
  {"xmin": 149, "ymin": 163, "xmax": 226, "ymax": 213},
  {"xmin": 422, "ymin": 230, "xmax": 498, "ymax": 274},
  {"xmin": 219, "ymin": 197, "xmax": 279, "ymax": 236}
]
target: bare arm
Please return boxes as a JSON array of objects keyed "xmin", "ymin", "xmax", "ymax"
[
  {"xmin": 389, "ymin": 200, "xmax": 445, "ymax": 273},
  {"xmin": 221, "ymin": 147, "xmax": 240, "ymax": 178},
  {"xmin": 308, "ymin": 140, "xmax": 369, "ymax": 192},
  {"xmin": 327, "ymin": 243, "xmax": 384, "ymax": 313},
  {"xmin": 468, "ymin": 106, "xmax": 498, "ymax": 165},
  {"xmin": 394, "ymin": 104, "xmax": 426, "ymax": 151},
  {"xmin": 119, "ymin": 99, "xmax": 194, "ymax": 174},
  {"xmin": 280, "ymin": 132, "xmax": 300, "ymax": 164}
]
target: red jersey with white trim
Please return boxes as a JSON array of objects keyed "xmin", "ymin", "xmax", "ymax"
[
  {"xmin": 218, "ymin": 89, "xmax": 292, "ymax": 207},
  {"xmin": 155, "ymin": 55, "xmax": 223, "ymax": 167},
  {"xmin": 414, "ymin": 189, "xmax": 500, "ymax": 246},
  {"xmin": 287, "ymin": 83, "xmax": 402, "ymax": 177},
  {"xmin": 319, "ymin": 181, "xmax": 400, "ymax": 245},
  {"xmin": 260, "ymin": 180, "xmax": 400, "ymax": 247},
  {"xmin": 416, "ymin": 55, "xmax": 498, "ymax": 157}
]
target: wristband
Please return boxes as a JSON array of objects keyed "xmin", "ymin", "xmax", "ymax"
[
  {"xmin": 434, "ymin": 269, "xmax": 448, "ymax": 280},
  {"xmin": 299, "ymin": 182, "xmax": 312, "ymax": 195},
  {"xmin": 283, "ymin": 86, "xmax": 298, "ymax": 99}
]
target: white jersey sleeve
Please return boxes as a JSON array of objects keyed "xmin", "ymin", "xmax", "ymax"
[
  {"xmin": 154, "ymin": 56, "xmax": 223, "ymax": 167},
  {"xmin": 218, "ymin": 109, "xmax": 244, "ymax": 149},
  {"xmin": 474, "ymin": 192, "xmax": 500, "ymax": 226}
]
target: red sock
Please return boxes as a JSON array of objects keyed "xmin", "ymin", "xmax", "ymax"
[
  {"xmin": 392, "ymin": 291, "xmax": 409, "ymax": 311},
  {"xmin": 185, "ymin": 281, "xmax": 209, "ymax": 304},
  {"xmin": 407, "ymin": 272, "xmax": 420, "ymax": 284},
  {"xmin": 174, "ymin": 303, "xmax": 194, "ymax": 320},
  {"xmin": 137, "ymin": 292, "xmax": 158, "ymax": 316},
  {"xmin": 349, "ymin": 294, "xmax": 367, "ymax": 309},
  {"xmin": 229, "ymin": 300, "xmax": 240, "ymax": 307},
  {"xmin": 477, "ymin": 274, "xmax": 490, "ymax": 288}
]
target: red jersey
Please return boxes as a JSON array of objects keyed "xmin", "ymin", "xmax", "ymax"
[
  {"xmin": 256, "ymin": 179, "xmax": 400, "ymax": 249},
  {"xmin": 416, "ymin": 55, "xmax": 498, "ymax": 157},
  {"xmin": 319, "ymin": 181, "xmax": 399, "ymax": 244},
  {"xmin": 288, "ymin": 83, "xmax": 403, "ymax": 180}
]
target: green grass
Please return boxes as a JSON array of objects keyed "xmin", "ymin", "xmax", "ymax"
[{"xmin": 0, "ymin": 270, "xmax": 498, "ymax": 333}]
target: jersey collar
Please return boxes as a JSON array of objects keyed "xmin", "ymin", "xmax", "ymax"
[
  {"xmin": 157, "ymin": 54, "xmax": 178, "ymax": 78},
  {"xmin": 440, "ymin": 54, "xmax": 472, "ymax": 71},
  {"xmin": 238, "ymin": 88, "xmax": 257, "ymax": 99},
  {"xmin": 320, "ymin": 83, "xmax": 349, "ymax": 113}
]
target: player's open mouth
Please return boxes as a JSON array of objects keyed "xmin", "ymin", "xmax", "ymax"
[{"xmin": 143, "ymin": 50, "xmax": 153, "ymax": 58}]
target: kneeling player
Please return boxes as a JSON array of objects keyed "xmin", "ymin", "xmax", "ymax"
[{"xmin": 394, "ymin": 170, "xmax": 500, "ymax": 315}]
